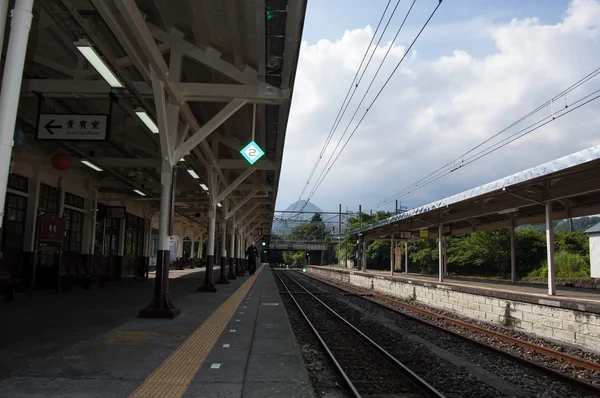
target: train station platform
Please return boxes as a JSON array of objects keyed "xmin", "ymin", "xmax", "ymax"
[
  {"xmin": 306, "ymin": 266, "xmax": 600, "ymax": 353},
  {"xmin": 0, "ymin": 265, "xmax": 313, "ymax": 397},
  {"xmin": 315, "ymin": 266, "xmax": 600, "ymax": 313}
]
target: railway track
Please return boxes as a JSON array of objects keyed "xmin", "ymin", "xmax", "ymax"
[
  {"xmin": 300, "ymin": 270, "xmax": 600, "ymax": 396},
  {"xmin": 274, "ymin": 269, "xmax": 446, "ymax": 398}
]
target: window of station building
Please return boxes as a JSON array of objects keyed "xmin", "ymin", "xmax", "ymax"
[
  {"xmin": 38, "ymin": 183, "xmax": 59, "ymax": 213},
  {"xmin": 64, "ymin": 208, "xmax": 83, "ymax": 253},
  {"xmin": 7, "ymin": 174, "xmax": 28, "ymax": 193},
  {"xmin": 64, "ymin": 192, "xmax": 84, "ymax": 209},
  {"xmin": 2, "ymin": 192, "xmax": 27, "ymax": 254},
  {"xmin": 125, "ymin": 213, "xmax": 144, "ymax": 257}
]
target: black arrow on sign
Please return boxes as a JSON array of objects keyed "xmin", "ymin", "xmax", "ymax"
[{"xmin": 44, "ymin": 119, "xmax": 62, "ymax": 135}]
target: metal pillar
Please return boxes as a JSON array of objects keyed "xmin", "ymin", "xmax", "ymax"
[
  {"xmin": 216, "ymin": 221, "xmax": 229, "ymax": 284},
  {"xmin": 199, "ymin": 203, "xmax": 218, "ymax": 292},
  {"xmin": 438, "ymin": 225, "xmax": 444, "ymax": 282},
  {"xmin": 546, "ymin": 202, "xmax": 556, "ymax": 295},
  {"xmin": 198, "ymin": 233, "xmax": 204, "ymax": 259},
  {"xmin": 510, "ymin": 218, "xmax": 516, "ymax": 283},
  {"xmin": 228, "ymin": 220, "xmax": 236, "ymax": 279},
  {"xmin": 338, "ymin": 204, "xmax": 342, "ymax": 268},
  {"xmin": 139, "ymin": 163, "xmax": 180, "ymax": 318},
  {"xmin": 404, "ymin": 241, "xmax": 408, "ymax": 273},
  {"xmin": 390, "ymin": 233, "xmax": 395, "ymax": 275},
  {"xmin": 362, "ymin": 238, "xmax": 367, "ymax": 272},
  {"xmin": 0, "ymin": 0, "xmax": 34, "ymax": 259}
]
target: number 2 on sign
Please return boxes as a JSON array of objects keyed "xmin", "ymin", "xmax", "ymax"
[{"xmin": 248, "ymin": 148, "xmax": 257, "ymax": 157}]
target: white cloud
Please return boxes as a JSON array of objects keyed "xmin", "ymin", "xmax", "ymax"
[{"xmin": 278, "ymin": 0, "xmax": 600, "ymax": 213}]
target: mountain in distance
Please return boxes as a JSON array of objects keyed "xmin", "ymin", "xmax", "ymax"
[{"xmin": 272, "ymin": 200, "xmax": 324, "ymax": 235}]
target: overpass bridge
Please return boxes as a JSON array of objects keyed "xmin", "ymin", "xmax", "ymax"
[{"xmin": 269, "ymin": 240, "xmax": 327, "ymax": 251}]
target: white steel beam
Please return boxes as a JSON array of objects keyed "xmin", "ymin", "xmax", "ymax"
[
  {"xmin": 147, "ymin": 22, "xmax": 257, "ymax": 84},
  {"xmin": 89, "ymin": 158, "xmax": 157, "ymax": 168},
  {"xmin": 21, "ymin": 79, "xmax": 288, "ymax": 103},
  {"xmin": 175, "ymin": 99, "xmax": 247, "ymax": 160},
  {"xmin": 226, "ymin": 190, "xmax": 258, "ymax": 219},
  {"xmin": 151, "ymin": 69, "xmax": 176, "ymax": 165},
  {"xmin": 218, "ymin": 159, "xmax": 277, "ymax": 171},
  {"xmin": 216, "ymin": 168, "xmax": 256, "ymax": 204}
]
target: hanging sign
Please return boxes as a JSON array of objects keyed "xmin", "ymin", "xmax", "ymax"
[
  {"xmin": 240, "ymin": 141, "xmax": 265, "ymax": 165},
  {"xmin": 37, "ymin": 113, "xmax": 109, "ymax": 141},
  {"xmin": 419, "ymin": 229, "xmax": 429, "ymax": 238}
]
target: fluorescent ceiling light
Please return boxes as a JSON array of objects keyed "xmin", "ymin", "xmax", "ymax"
[
  {"xmin": 200, "ymin": 183, "xmax": 209, "ymax": 191},
  {"xmin": 187, "ymin": 168, "xmax": 200, "ymax": 179},
  {"xmin": 81, "ymin": 159, "xmax": 103, "ymax": 172},
  {"xmin": 179, "ymin": 158, "xmax": 185, "ymax": 162},
  {"xmin": 217, "ymin": 203, "xmax": 222, "ymax": 208},
  {"xmin": 74, "ymin": 40, "xmax": 123, "ymax": 88},
  {"xmin": 133, "ymin": 189, "xmax": 146, "ymax": 197},
  {"xmin": 497, "ymin": 207, "xmax": 519, "ymax": 215},
  {"xmin": 134, "ymin": 108, "xmax": 159, "ymax": 134}
]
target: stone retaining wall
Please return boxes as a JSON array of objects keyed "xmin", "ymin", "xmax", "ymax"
[{"xmin": 306, "ymin": 267, "xmax": 600, "ymax": 353}]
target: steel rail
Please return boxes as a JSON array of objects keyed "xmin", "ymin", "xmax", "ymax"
[
  {"xmin": 302, "ymin": 271, "xmax": 600, "ymax": 396},
  {"xmin": 273, "ymin": 270, "xmax": 360, "ymax": 397},
  {"xmin": 277, "ymin": 270, "xmax": 446, "ymax": 398}
]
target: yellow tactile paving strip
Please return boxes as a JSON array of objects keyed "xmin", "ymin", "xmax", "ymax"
[{"xmin": 129, "ymin": 266, "xmax": 263, "ymax": 398}]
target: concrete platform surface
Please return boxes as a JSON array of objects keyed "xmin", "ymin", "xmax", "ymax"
[{"xmin": 0, "ymin": 265, "xmax": 314, "ymax": 397}]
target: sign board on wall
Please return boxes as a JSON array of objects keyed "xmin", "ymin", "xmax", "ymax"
[
  {"xmin": 106, "ymin": 206, "xmax": 126, "ymax": 219},
  {"xmin": 37, "ymin": 113, "xmax": 109, "ymax": 141},
  {"xmin": 38, "ymin": 213, "xmax": 65, "ymax": 252}
]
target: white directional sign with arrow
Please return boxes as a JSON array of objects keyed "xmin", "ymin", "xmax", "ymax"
[{"xmin": 37, "ymin": 114, "xmax": 108, "ymax": 141}]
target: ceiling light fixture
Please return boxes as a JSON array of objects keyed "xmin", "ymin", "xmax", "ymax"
[
  {"xmin": 187, "ymin": 168, "xmax": 200, "ymax": 179},
  {"xmin": 134, "ymin": 108, "xmax": 159, "ymax": 134},
  {"xmin": 217, "ymin": 202, "xmax": 222, "ymax": 208},
  {"xmin": 81, "ymin": 159, "xmax": 103, "ymax": 172},
  {"xmin": 74, "ymin": 39, "xmax": 123, "ymax": 88},
  {"xmin": 200, "ymin": 183, "xmax": 209, "ymax": 191},
  {"xmin": 133, "ymin": 189, "xmax": 146, "ymax": 196}
]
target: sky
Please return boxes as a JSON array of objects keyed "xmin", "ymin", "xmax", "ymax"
[{"xmin": 276, "ymin": 0, "xmax": 600, "ymax": 214}]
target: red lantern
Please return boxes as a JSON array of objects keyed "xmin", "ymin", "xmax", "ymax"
[{"xmin": 51, "ymin": 152, "xmax": 71, "ymax": 171}]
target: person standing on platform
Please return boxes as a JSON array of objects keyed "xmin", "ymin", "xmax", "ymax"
[{"xmin": 246, "ymin": 242, "xmax": 259, "ymax": 276}]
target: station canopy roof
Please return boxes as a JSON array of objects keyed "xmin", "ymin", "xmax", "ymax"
[
  {"xmin": 351, "ymin": 145, "xmax": 600, "ymax": 240},
  {"xmin": 15, "ymin": 0, "xmax": 307, "ymax": 235}
]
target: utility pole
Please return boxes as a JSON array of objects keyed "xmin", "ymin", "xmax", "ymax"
[
  {"xmin": 359, "ymin": 205, "xmax": 362, "ymax": 228},
  {"xmin": 338, "ymin": 204, "xmax": 342, "ymax": 268},
  {"xmin": 395, "ymin": 200, "xmax": 398, "ymax": 215}
]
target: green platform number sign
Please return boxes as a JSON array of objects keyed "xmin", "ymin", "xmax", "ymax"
[
  {"xmin": 266, "ymin": 6, "xmax": 274, "ymax": 20},
  {"xmin": 240, "ymin": 141, "xmax": 265, "ymax": 165}
]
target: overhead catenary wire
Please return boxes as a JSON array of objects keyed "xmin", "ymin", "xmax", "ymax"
[
  {"xmin": 370, "ymin": 86, "xmax": 600, "ymax": 210},
  {"xmin": 301, "ymin": 0, "xmax": 443, "ymax": 209},
  {"xmin": 369, "ymin": 66, "xmax": 600, "ymax": 210},
  {"xmin": 292, "ymin": 0, "xmax": 397, "ymax": 212}
]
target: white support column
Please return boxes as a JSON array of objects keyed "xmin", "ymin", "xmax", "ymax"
[
  {"xmin": 216, "ymin": 219, "xmax": 229, "ymax": 284},
  {"xmin": 228, "ymin": 219, "xmax": 236, "ymax": 279},
  {"xmin": 82, "ymin": 189, "xmax": 97, "ymax": 256},
  {"xmin": 139, "ymin": 160, "xmax": 180, "ymax": 318},
  {"xmin": 438, "ymin": 225, "xmax": 444, "ymax": 282},
  {"xmin": 198, "ymin": 233, "xmax": 204, "ymax": 259},
  {"xmin": 404, "ymin": 241, "xmax": 408, "ymax": 273},
  {"xmin": 546, "ymin": 202, "xmax": 556, "ymax": 296},
  {"xmin": 510, "ymin": 217, "xmax": 517, "ymax": 283},
  {"xmin": 0, "ymin": 0, "xmax": 9, "ymax": 53},
  {"xmin": 0, "ymin": 0, "xmax": 34, "ymax": 255},
  {"xmin": 22, "ymin": 169, "xmax": 40, "ymax": 252},
  {"xmin": 390, "ymin": 233, "xmax": 395, "ymax": 275}
]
